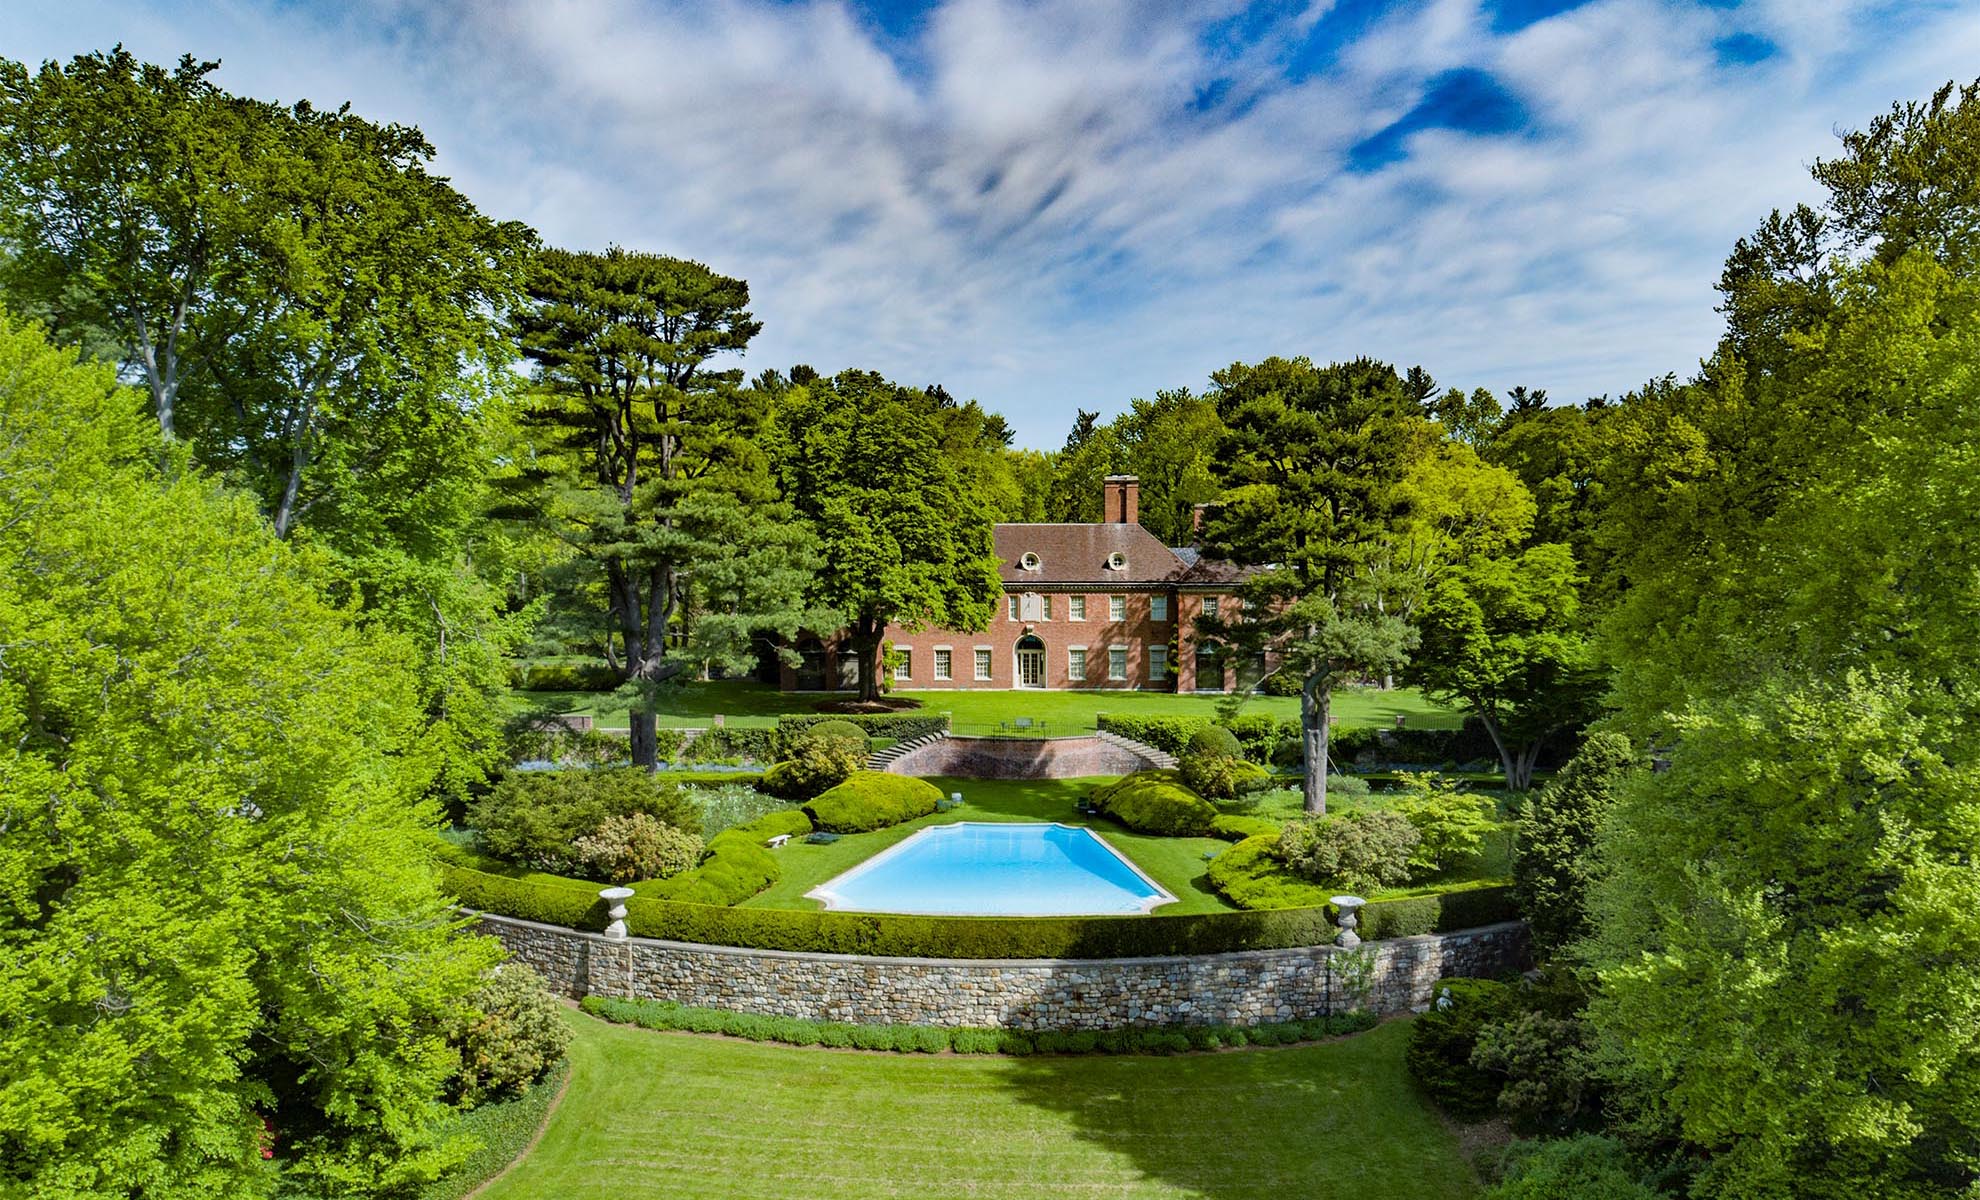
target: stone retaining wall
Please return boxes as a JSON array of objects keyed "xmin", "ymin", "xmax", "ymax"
[
  {"xmin": 882, "ymin": 734, "xmax": 1165, "ymax": 780},
  {"xmin": 478, "ymin": 912, "xmax": 1529, "ymax": 1028}
]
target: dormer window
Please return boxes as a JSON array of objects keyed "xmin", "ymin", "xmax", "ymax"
[
  {"xmin": 1020, "ymin": 551, "xmax": 1041, "ymax": 571},
  {"xmin": 1106, "ymin": 551, "xmax": 1127, "ymax": 571}
]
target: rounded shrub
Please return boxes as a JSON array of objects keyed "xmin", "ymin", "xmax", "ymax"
[
  {"xmin": 469, "ymin": 768, "xmax": 701, "ymax": 874},
  {"xmin": 1187, "ymin": 725, "xmax": 1244, "ymax": 760},
  {"xmin": 803, "ymin": 772, "xmax": 943, "ymax": 833},
  {"xmin": 1483, "ymin": 1136, "xmax": 1662, "ymax": 1200},
  {"xmin": 571, "ymin": 812, "xmax": 704, "ymax": 884},
  {"xmin": 1204, "ymin": 835, "xmax": 1334, "ymax": 909},
  {"xmin": 1405, "ymin": 977, "xmax": 1516, "ymax": 1119},
  {"xmin": 450, "ymin": 962, "xmax": 573, "ymax": 1106},
  {"xmin": 761, "ymin": 720, "xmax": 870, "ymax": 799},
  {"xmin": 1089, "ymin": 770, "xmax": 1219, "ymax": 836},
  {"xmin": 1180, "ymin": 753, "xmax": 1269, "ymax": 800},
  {"xmin": 1277, "ymin": 809, "xmax": 1419, "ymax": 894}
]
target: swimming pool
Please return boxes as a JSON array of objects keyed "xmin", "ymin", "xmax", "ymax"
[{"xmin": 805, "ymin": 822, "xmax": 1177, "ymax": 916}]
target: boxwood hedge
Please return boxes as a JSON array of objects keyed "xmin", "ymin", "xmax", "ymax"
[
  {"xmin": 776, "ymin": 712, "xmax": 951, "ymax": 749},
  {"xmin": 438, "ymin": 849, "xmax": 1515, "ymax": 956}
]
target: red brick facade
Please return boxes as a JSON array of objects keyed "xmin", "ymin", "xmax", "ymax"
[{"xmin": 779, "ymin": 478, "xmax": 1263, "ymax": 693}]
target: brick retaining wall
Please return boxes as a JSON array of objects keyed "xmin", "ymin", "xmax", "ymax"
[
  {"xmin": 882, "ymin": 734, "xmax": 1166, "ymax": 780},
  {"xmin": 478, "ymin": 912, "xmax": 1530, "ymax": 1028}
]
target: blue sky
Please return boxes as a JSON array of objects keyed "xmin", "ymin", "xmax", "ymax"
[{"xmin": 7, "ymin": 0, "xmax": 1978, "ymax": 447}]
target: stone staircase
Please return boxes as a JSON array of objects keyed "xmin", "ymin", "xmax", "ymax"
[
  {"xmin": 866, "ymin": 730, "xmax": 950, "ymax": 772},
  {"xmin": 1092, "ymin": 729, "xmax": 1178, "ymax": 770}
]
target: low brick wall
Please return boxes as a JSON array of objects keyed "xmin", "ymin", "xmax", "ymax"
[
  {"xmin": 478, "ymin": 912, "xmax": 1529, "ymax": 1028},
  {"xmin": 883, "ymin": 734, "xmax": 1163, "ymax": 780}
]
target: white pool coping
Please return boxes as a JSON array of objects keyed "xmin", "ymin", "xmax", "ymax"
[{"xmin": 804, "ymin": 821, "xmax": 1179, "ymax": 916}]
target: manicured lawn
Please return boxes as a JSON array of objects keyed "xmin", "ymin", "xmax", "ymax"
[
  {"xmin": 507, "ymin": 678, "xmax": 1461, "ymax": 735},
  {"xmin": 477, "ymin": 1011, "xmax": 1479, "ymax": 1200},
  {"xmin": 740, "ymin": 777, "xmax": 1237, "ymax": 914}
]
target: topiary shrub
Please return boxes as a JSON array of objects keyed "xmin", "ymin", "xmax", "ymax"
[
  {"xmin": 761, "ymin": 720, "xmax": 869, "ymax": 799},
  {"xmin": 1405, "ymin": 977, "xmax": 1516, "ymax": 1119},
  {"xmin": 1482, "ymin": 1136, "xmax": 1662, "ymax": 1200},
  {"xmin": 1088, "ymin": 770, "xmax": 1219, "ymax": 836},
  {"xmin": 803, "ymin": 772, "xmax": 943, "ymax": 833},
  {"xmin": 570, "ymin": 812, "xmax": 704, "ymax": 884},
  {"xmin": 450, "ymin": 963, "xmax": 573, "ymax": 1106},
  {"xmin": 469, "ymin": 768, "xmax": 701, "ymax": 874},
  {"xmin": 1389, "ymin": 772, "xmax": 1497, "ymax": 880},
  {"xmin": 1277, "ymin": 809, "xmax": 1419, "ymax": 893},
  {"xmin": 1180, "ymin": 753, "xmax": 1269, "ymax": 799},
  {"xmin": 1204, "ymin": 835, "xmax": 1336, "ymax": 909},
  {"xmin": 1186, "ymin": 725, "xmax": 1243, "ymax": 760}
]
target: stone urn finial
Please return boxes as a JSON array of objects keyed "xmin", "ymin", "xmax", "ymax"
[
  {"xmin": 599, "ymin": 887, "xmax": 635, "ymax": 940},
  {"xmin": 1331, "ymin": 895, "xmax": 1366, "ymax": 949}
]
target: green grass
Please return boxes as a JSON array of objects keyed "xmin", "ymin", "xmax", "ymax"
[
  {"xmin": 507, "ymin": 678, "xmax": 1461, "ymax": 735},
  {"xmin": 478, "ymin": 1010, "xmax": 1479, "ymax": 1200},
  {"xmin": 422, "ymin": 1061, "xmax": 569, "ymax": 1200},
  {"xmin": 739, "ymin": 777, "xmax": 1237, "ymax": 915}
]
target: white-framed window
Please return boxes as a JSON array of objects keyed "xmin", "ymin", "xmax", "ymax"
[
  {"xmin": 1151, "ymin": 595, "xmax": 1170, "ymax": 621},
  {"xmin": 934, "ymin": 648, "xmax": 953, "ymax": 680},
  {"xmin": 1149, "ymin": 646, "xmax": 1168, "ymax": 681},
  {"xmin": 1107, "ymin": 551, "xmax": 1127, "ymax": 570},
  {"xmin": 1108, "ymin": 646, "xmax": 1128, "ymax": 680},
  {"xmin": 1069, "ymin": 595, "xmax": 1086, "ymax": 620},
  {"xmin": 1202, "ymin": 595, "xmax": 1220, "ymax": 619},
  {"xmin": 1109, "ymin": 595, "xmax": 1126, "ymax": 621},
  {"xmin": 1041, "ymin": 594, "xmax": 1052, "ymax": 620},
  {"xmin": 1068, "ymin": 647, "xmax": 1087, "ymax": 678},
  {"xmin": 1007, "ymin": 595, "xmax": 1019, "ymax": 621},
  {"xmin": 974, "ymin": 648, "xmax": 993, "ymax": 680},
  {"xmin": 1020, "ymin": 551, "xmax": 1041, "ymax": 571},
  {"xmin": 895, "ymin": 649, "xmax": 912, "ymax": 681}
]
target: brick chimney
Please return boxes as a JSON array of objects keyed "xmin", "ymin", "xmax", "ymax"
[
  {"xmin": 1191, "ymin": 503, "xmax": 1210, "ymax": 535},
  {"xmin": 1102, "ymin": 475, "xmax": 1140, "ymax": 525}
]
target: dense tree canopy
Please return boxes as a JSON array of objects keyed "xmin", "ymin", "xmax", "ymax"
[
  {"xmin": 0, "ymin": 312, "xmax": 497, "ymax": 1198},
  {"xmin": 768, "ymin": 370, "xmax": 1001, "ymax": 702},
  {"xmin": 515, "ymin": 246, "xmax": 818, "ymax": 765},
  {"xmin": 1582, "ymin": 80, "xmax": 1980, "ymax": 1198},
  {"xmin": 1198, "ymin": 356, "xmax": 1421, "ymax": 813},
  {"xmin": 0, "ymin": 48, "xmax": 540, "ymax": 807}
]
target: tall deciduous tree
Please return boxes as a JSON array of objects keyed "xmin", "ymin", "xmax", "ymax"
[
  {"xmin": 0, "ymin": 311, "xmax": 497, "ymax": 1198},
  {"xmin": 1584, "ymin": 81, "xmax": 1980, "ymax": 1196},
  {"xmin": 0, "ymin": 49, "xmax": 539, "ymax": 808},
  {"xmin": 1409, "ymin": 541, "xmax": 1600, "ymax": 790},
  {"xmin": 515, "ymin": 247, "xmax": 818, "ymax": 766},
  {"xmin": 1198, "ymin": 356, "xmax": 1420, "ymax": 814},
  {"xmin": 769, "ymin": 370, "xmax": 1002, "ymax": 702}
]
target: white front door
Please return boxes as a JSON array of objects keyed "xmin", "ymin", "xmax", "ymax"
[{"xmin": 1016, "ymin": 648, "xmax": 1045, "ymax": 688}]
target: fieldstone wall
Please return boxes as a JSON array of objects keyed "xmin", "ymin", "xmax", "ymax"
[
  {"xmin": 477, "ymin": 912, "xmax": 1529, "ymax": 1028},
  {"xmin": 882, "ymin": 734, "xmax": 1169, "ymax": 780}
]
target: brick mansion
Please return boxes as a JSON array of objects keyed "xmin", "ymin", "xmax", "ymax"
[{"xmin": 778, "ymin": 476, "xmax": 1264, "ymax": 694}]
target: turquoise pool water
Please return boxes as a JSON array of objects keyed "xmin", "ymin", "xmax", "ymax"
[{"xmin": 805, "ymin": 822, "xmax": 1176, "ymax": 916}]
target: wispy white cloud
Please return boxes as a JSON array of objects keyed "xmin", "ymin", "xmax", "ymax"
[{"xmin": 7, "ymin": 0, "xmax": 1979, "ymax": 445}]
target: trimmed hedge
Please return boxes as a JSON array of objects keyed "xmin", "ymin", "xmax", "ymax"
[
  {"xmin": 776, "ymin": 712, "xmax": 950, "ymax": 749},
  {"xmin": 438, "ymin": 845, "xmax": 1517, "ymax": 956},
  {"xmin": 580, "ymin": 993, "xmax": 1378, "ymax": 1054},
  {"xmin": 645, "ymin": 809, "xmax": 816, "ymax": 906},
  {"xmin": 1094, "ymin": 715, "xmax": 1213, "ymax": 756},
  {"xmin": 680, "ymin": 726, "xmax": 777, "ymax": 763},
  {"xmin": 1209, "ymin": 813, "xmax": 1284, "ymax": 842},
  {"xmin": 803, "ymin": 772, "xmax": 944, "ymax": 832},
  {"xmin": 511, "ymin": 661, "xmax": 620, "ymax": 691}
]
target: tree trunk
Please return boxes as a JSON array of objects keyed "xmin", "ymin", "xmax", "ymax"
[
  {"xmin": 853, "ymin": 615, "xmax": 885, "ymax": 703},
  {"xmin": 1477, "ymin": 709, "xmax": 1543, "ymax": 792},
  {"xmin": 1301, "ymin": 671, "xmax": 1332, "ymax": 816},
  {"xmin": 629, "ymin": 709, "xmax": 658, "ymax": 768}
]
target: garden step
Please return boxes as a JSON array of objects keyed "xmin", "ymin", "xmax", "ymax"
[
  {"xmin": 866, "ymin": 731, "xmax": 949, "ymax": 771},
  {"xmin": 1091, "ymin": 729, "xmax": 1178, "ymax": 770}
]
